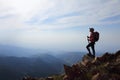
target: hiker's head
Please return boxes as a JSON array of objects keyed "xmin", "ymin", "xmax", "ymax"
[{"xmin": 89, "ymin": 28, "xmax": 94, "ymax": 32}]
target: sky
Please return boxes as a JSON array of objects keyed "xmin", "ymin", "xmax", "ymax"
[{"xmin": 0, "ymin": 0, "xmax": 120, "ymax": 53}]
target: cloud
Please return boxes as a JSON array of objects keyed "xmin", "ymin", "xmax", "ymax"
[
  {"xmin": 0, "ymin": 0, "xmax": 120, "ymax": 31},
  {"xmin": 25, "ymin": 0, "xmax": 120, "ymax": 30},
  {"xmin": 0, "ymin": 0, "xmax": 120, "ymax": 52}
]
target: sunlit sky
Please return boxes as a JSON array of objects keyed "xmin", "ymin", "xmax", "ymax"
[{"xmin": 0, "ymin": 0, "xmax": 120, "ymax": 53}]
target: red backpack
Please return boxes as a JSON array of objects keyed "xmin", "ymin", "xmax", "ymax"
[{"xmin": 94, "ymin": 31, "xmax": 99, "ymax": 42}]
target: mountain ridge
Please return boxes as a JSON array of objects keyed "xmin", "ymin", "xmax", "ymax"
[{"xmin": 0, "ymin": 51, "xmax": 83, "ymax": 80}]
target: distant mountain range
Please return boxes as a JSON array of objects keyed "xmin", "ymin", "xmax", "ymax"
[
  {"xmin": 0, "ymin": 56, "xmax": 64, "ymax": 80},
  {"xmin": 53, "ymin": 52, "xmax": 83, "ymax": 65},
  {"xmin": 0, "ymin": 44, "xmax": 84, "ymax": 80},
  {"xmin": 0, "ymin": 44, "xmax": 45, "ymax": 57}
]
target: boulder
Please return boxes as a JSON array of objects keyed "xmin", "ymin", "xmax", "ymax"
[
  {"xmin": 63, "ymin": 64, "xmax": 88, "ymax": 80},
  {"xmin": 81, "ymin": 54, "xmax": 94, "ymax": 66}
]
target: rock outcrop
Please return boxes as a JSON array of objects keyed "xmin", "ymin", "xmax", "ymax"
[{"xmin": 63, "ymin": 50, "xmax": 120, "ymax": 80}]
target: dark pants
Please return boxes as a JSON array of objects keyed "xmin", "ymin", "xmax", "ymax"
[{"xmin": 86, "ymin": 42, "xmax": 95, "ymax": 56}]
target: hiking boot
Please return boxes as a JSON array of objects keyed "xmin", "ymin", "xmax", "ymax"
[
  {"xmin": 91, "ymin": 55, "xmax": 95, "ymax": 58},
  {"xmin": 87, "ymin": 53, "xmax": 92, "ymax": 56}
]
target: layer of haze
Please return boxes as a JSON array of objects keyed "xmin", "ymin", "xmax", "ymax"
[{"xmin": 0, "ymin": 0, "xmax": 120, "ymax": 55}]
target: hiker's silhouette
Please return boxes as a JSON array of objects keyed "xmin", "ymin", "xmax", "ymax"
[{"xmin": 86, "ymin": 28, "xmax": 96, "ymax": 57}]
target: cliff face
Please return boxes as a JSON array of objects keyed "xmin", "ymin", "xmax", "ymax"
[
  {"xmin": 22, "ymin": 50, "xmax": 120, "ymax": 80},
  {"xmin": 63, "ymin": 50, "xmax": 120, "ymax": 80}
]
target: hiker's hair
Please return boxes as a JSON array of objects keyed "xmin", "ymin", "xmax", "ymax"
[{"xmin": 89, "ymin": 28, "xmax": 94, "ymax": 31}]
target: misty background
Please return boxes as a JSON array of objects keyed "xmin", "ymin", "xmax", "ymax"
[
  {"xmin": 0, "ymin": 0, "xmax": 120, "ymax": 53},
  {"xmin": 0, "ymin": 0, "xmax": 120, "ymax": 80}
]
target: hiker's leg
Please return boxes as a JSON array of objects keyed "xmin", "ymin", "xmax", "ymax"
[
  {"xmin": 91, "ymin": 42, "xmax": 95, "ymax": 57},
  {"xmin": 86, "ymin": 43, "xmax": 92, "ymax": 55}
]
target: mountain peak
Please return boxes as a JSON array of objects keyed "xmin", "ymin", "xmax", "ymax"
[{"xmin": 63, "ymin": 50, "xmax": 120, "ymax": 80}]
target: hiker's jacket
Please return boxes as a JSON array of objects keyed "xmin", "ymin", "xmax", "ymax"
[{"xmin": 89, "ymin": 32, "xmax": 95, "ymax": 42}]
